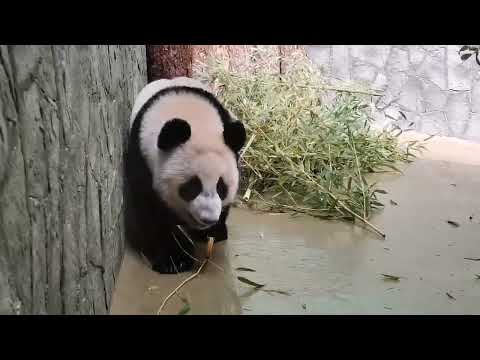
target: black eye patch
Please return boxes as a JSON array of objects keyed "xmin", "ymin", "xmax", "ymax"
[
  {"xmin": 217, "ymin": 177, "xmax": 228, "ymax": 200},
  {"xmin": 157, "ymin": 118, "xmax": 191, "ymax": 151},
  {"xmin": 179, "ymin": 176, "xmax": 202, "ymax": 202}
]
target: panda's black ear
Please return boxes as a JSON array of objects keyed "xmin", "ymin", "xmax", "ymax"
[
  {"xmin": 157, "ymin": 118, "xmax": 191, "ymax": 151},
  {"xmin": 223, "ymin": 121, "xmax": 246, "ymax": 154}
]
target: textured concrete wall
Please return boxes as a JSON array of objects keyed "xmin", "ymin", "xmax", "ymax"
[
  {"xmin": 306, "ymin": 45, "xmax": 480, "ymax": 142},
  {"xmin": 0, "ymin": 46, "xmax": 147, "ymax": 314}
]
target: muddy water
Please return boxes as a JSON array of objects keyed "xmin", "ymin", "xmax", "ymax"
[
  {"xmin": 230, "ymin": 158, "xmax": 480, "ymax": 314},
  {"xmin": 110, "ymin": 242, "xmax": 242, "ymax": 315},
  {"xmin": 111, "ymin": 133, "xmax": 480, "ymax": 315}
]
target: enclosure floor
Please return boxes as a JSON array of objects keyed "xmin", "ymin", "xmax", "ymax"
[
  {"xmin": 110, "ymin": 241, "xmax": 241, "ymax": 315},
  {"xmin": 111, "ymin": 132, "xmax": 480, "ymax": 315}
]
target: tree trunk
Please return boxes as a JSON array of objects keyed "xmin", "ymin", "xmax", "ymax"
[
  {"xmin": 146, "ymin": 45, "xmax": 193, "ymax": 81},
  {"xmin": 0, "ymin": 45, "xmax": 147, "ymax": 314}
]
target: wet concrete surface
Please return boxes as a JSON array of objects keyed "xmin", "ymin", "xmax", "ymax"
[
  {"xmin": 111, "ymin": 241, "xmax": 241, "ymax": 315},
  {"xmin": 111, "ymin": 132, "xmax": 480, "ymax": 315}
]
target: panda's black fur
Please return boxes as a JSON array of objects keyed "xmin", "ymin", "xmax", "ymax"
[{"xmin": 125, "ymin": 84, "xmax": 246, "ymax": 274}]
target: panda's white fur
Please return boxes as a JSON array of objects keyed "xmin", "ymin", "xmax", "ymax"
[
  {"xmin": 130, "ymin": 77, "xmax": 210, "ymax": 125},
  {"xmin": 131, "ymin": 77, "xmax": 240, "ymax": 230}
]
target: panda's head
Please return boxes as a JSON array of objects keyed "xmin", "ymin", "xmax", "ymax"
[
  {"xmin": 136, "ymin": 82, "xmax": 246, "ymax": 230},
  {"xmin": 154, "ymin": 118, "xmax": 245, "ymax": 230}
]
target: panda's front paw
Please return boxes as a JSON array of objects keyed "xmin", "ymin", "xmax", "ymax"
[{"xmin": 151, "ymin": 255, "xmax": 194, "ymax": 274}]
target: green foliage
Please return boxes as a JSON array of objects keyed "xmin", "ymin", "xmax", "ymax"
[{"xmin": 197, "ymin": 57, "xmax": 423, "ymax": 222}]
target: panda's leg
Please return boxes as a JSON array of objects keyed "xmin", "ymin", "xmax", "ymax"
[{"xmin": 147, "ymin": 227, "xmax": 195, "ymax": 274}]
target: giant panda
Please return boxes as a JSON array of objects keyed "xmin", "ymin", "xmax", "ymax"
[{"xmin": 125, "ymin": 77, "xmax": 246, "ymax": 274}]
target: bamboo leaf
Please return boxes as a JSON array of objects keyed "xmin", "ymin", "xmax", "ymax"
[
  {"xmin": 237, "ymin": 276, "xmax": 265, "ymax": 288},
  {"xmin": 446, "ymin": 220, "xmax": 460, "ymax": 228},
  {"xmin": 381, "ymin": 274, "xmax": 401, "ymax": 281},
  {"xmin": 464, "ymin": 257, "xmax": 480, "ymax": 261},
  {"xmin": 177, "ymin": 303, "xmax": 191, "ymax": 315},
  {"xmin": 236, "ymin": 267, "xmax": 256, "ymax": 272},
  {"xmin": 196, "ymin": 50, "xmax": 420, "ymax": 230},
  {"xmin": 262, "ymin": 289, "xmax": 291, "ymax": 296}
]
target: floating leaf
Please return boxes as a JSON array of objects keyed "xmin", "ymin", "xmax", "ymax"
[
  {"xmin": 390, "ymin": 200, "xmax": 398, "ymax": 206},
  {"xmin": 464, "ymin": 257, "xmax": 480, "ymax": 261},
  {"xmin": 236, "ymin": 267, "xmax": 256, "ymax": 272},
  {"xmin": 237, "ymin": 276, "xmax": 265, "ymax": 288},
  {"xmin": 374, "ymin": 189, "xmax": 388, "ymax": 194},
  {"xmin": 446, "ymin": 220, "xmax": 460, "ymax": 227},
  {"xmin": 446, "ymin": 292, "xmax": 456, "ymax": 300},
  {"xmin": 399, "ymin": 111, "xmax": 407, "ymax": 120},
  {"xmin": 381, "ymin": 274, "xmax": 401, "ymax": 281},
  {"xmin": 302, "ymin": 304, "xmax": 307, "ymax": 310},
  {"xmin": 461, "ymin": 53, "xmax": 473, "ymax": 61},
  {"xmin": 475, "ymin": 274, "xmax": 480, "ymax": 280},
  {"xmin": 177, "ymin": 303, "xmax": 191, "ymax": 315},
  {"xmin": 459, "ymin": 45, "xmax": 469, "ymax": 52},
  {"xmin": 262, "ymin": 289, "xmax": 291, "ymax": 296},
  {"xmin": 371, "ymin": 200, "xmax": 384, "ymax": 207}
]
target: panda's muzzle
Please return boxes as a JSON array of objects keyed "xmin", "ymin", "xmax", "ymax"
[
  {"xmin": 186, "ymin": 212, "xmax": 217, "ymax": 230},
  {"xmin": 187, "ymin": 192, "xmax": 222, "ymax": 229},
  {"xmin": 198, "ymin": 216, "xmax": 217, "ymax": 227}
]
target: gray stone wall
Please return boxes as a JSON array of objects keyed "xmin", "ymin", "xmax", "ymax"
[
  {"xmin": 306, "ymin": 45, "xmax": 480, "ymax": 143},
  {"xmin": 0, "ymin": 46, "xmax": 147, "ymax": 314}
]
